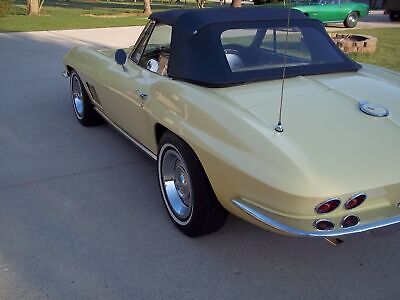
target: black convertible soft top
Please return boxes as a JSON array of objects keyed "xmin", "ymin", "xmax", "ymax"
[{"xmin": 149, "ymin": 8, "xmax": 360, "ymax": 87}]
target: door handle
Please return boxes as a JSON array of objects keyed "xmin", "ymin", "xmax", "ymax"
[{"xmin": 136, "ymin": 89, "xmax": 147, "ymax": 100}]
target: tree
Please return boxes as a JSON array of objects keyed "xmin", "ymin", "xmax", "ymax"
[
  {"xmin": 0, "ymin": 0, "xmax": 11, "ymax": 18},
  {"xmin": 26, "ymin": 0, "xmax": 44, "ymax": 16},
  {"xmin": 143, "ymin": 0, "xmax": 151, "ymax": 15},
  {"xmin": 231, "ymin": 0, "xmax": 241, "ymax": 8}
]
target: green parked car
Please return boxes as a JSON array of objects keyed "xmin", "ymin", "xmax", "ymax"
[{"xmin": 254, "ymin": 0, "xmax": 370, "ymax": 28}]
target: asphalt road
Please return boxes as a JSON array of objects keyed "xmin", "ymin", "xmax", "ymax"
[{"xmin": 1, "ymin": 23, "xmax": 400, "ymax": 299}]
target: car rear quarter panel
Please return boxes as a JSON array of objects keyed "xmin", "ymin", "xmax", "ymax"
[
  {"xmin": 145, "ymin": 80, "xmax": 333, "ymax": 218},
  {"xmin": 347, "ymin": 3, "xmax": 369, "ymax": 18}
]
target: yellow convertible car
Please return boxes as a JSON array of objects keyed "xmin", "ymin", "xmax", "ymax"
[{"xmin": 63, "ymin": 8, "xmax": 400, "ymax": 239}]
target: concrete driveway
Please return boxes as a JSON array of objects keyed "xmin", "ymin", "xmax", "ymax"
[{"xmin": 1, "ymin": 26, "xmax": 400, "ymax": 299}]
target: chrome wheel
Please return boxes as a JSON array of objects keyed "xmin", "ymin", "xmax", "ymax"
[
  {"xmin": 347, "ymin": 15, "xmax": 357, "ymax": 27},
  {"xmin": 390, "ymin": 12, "xmax": 400, "ymax": 22},
  {"xmin": 71, "ymin": 74, "xmax": 84, "ymax": 119},
  {"xmin": 68, "ymin": 71, "xmax": 102, "ymax": 127},
  {"xmin": 159, "ymin": 143, "xmax": 193, "ymax": 224},
  {"xmin": 345, "ymin": 12, "xmax": 358, "ymax": 28},
  {"xmin": 157, "ymin": 132, "xmax": 228, "ymax": 237}
]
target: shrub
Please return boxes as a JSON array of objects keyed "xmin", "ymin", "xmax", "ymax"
[{"xmin": 0, "ymin": 0, "xmax": 11, "ymax": 17}]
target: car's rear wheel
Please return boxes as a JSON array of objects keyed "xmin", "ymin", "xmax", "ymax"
[
  {"xmin": 344, "ymin": 12, "xmax": 359, "ymax": 28},
  {"xmin": 157, "ymin": 132, "xmax": 227, "ymax": 237},
  {"xmin": 389, "ymin": 11, "xmax": 400, "ymax": 22},
  {"xmin": 70, "ymin": 71, "xmax": 102, "ymax": 126}
]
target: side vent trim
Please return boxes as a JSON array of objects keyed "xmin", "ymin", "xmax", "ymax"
[{"xmin": 86, "ymin": 83, "xmax": 102, "ymax": 106}]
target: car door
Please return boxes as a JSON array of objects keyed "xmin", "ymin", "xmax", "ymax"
[
  {"xmin": 308, "ymin": 0, "xmax": 339, "ymax": 22},
  {"xmin": 91, "ymin": 22, "xmax": 158, "ymax": 146},
  {"xmin": 304, "ymin": 0, "xmax": 329, "ymax": 22},
  {"xmin": 128, "ymin": 22, "xmax": 173, "ymax": 146},
  {"xmin": 322, "ymin": 0, "xmax": 346, "ymax": 22}
]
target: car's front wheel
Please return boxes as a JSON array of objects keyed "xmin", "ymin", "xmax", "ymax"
[
  {"xmin": 70, "ymin": 71, "xmax": 102, "ymax": 126},
  {"xmin": 344, "ymin": 12, "xmax": 359, "ymax": 28},
  {"xmin": 389, "ymin": 11, "xmax": 400, "ymax": 22},
  {"xmin": 157, "ymin": 132, "xmax": 227, "ymax": 237}
]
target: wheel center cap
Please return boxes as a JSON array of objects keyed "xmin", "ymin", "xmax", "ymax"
[
  {"xmin": 174, "ymin": 165, "xmax": 190, "ymax": 202},
  {"xmin": 178, "ymin": 174, "xmax": 186, "ymax": 184}
]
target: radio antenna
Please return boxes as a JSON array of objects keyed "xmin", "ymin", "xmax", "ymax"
[{"xmin": 275, "ymin": 0, "xmax": 292, "ymax": 133}]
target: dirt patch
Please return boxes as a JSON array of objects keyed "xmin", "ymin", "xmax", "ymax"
[{"xmin": 330, "ymin": 33, "xmax": 378, "ymax": 54}]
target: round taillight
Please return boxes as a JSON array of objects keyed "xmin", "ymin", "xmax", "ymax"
[
  {"xmin": 345, "ymin": 193, "xmax": 367, "ymax": 210},
  {"xmin": 341, "ymin": 215, "xmax": 360, "ymax": 228},
  {"xmin": 313, "ymin": 219, "xmax": 335, "ymax": 231},
  {"xmin": 315, "ymin": 198, "xmax": 341, "ymax": 214}
]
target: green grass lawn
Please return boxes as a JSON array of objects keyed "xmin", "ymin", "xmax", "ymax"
[
  {"xmin": 336, "ymin": 28, "xmax": 400, "ymax": 72},
  {"xmin": 0, "ymin": 0, "xmax": 224, "ymax": 32}
]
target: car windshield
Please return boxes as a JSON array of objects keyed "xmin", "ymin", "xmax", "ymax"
[{"xmin": 220, "ymin": 24, "xmax": 351, "ymax": 74}]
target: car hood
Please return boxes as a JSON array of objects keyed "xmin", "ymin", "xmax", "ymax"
[{"xmin": 212, "ymin": 65, "xmax": 400, "ymax": 195}]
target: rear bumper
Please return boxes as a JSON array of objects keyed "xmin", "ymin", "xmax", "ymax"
[{"xmin": 232, "ymin": 198, "xmax": 400, "ymax": 238}]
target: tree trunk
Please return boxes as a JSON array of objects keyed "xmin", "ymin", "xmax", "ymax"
[
  {"xmin": 231, "ymin": 0, "xmax": 241, "ymax": 8},
  {"xmin": 196, "ymin": 0, "xmax": 205, "ymax": 8},
  {"xmin": 27, "ymin": 0, "xmax": 40, "ymax": 15},
  {"xmin": 143, "ymin": 0, "xmax": 152, "ymax": 15}
]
